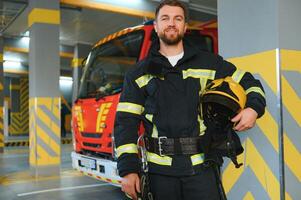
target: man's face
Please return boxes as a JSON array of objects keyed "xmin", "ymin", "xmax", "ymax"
[{"xmin": 154, "ymin": 5, "xmax": 187, "ymax": 45}]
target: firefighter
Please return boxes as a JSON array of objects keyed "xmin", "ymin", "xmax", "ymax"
[{"xmin": 114, "ymin": 0, "xmax": 266, "ymax": 199}]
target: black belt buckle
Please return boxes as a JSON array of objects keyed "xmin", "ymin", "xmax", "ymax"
[{"xmin": 158, "ymin": 136, "xmax": 167, "ymax": 156}]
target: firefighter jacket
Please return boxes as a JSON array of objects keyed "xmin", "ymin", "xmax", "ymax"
[{"xmin": 114, "ymin": 37, "xmax": 266, "ymax": 177}]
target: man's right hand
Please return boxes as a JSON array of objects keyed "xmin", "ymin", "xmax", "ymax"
[{"xmin": 121, "ymin": 173, "xmax": 141, "ymax": 200}]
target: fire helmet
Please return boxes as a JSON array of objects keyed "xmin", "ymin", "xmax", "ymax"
[{"xmin": 200, "ymin": 77, "xmax": 246, "ymax": 129}]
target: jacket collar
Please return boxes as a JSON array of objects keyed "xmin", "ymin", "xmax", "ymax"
[{"xmin": 145, "ymin": 37, "xmax": 199, "ymax": 76}]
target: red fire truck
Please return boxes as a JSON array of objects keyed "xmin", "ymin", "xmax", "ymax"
[{"xmin": 71, "ymin": 20, "xmax": 218, "ymax": 185}]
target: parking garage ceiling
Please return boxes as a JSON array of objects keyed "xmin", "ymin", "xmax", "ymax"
[
  {"xmin": 1, "ymin": 0, "xmax": 217, "ymax": 44},
  {"xmin": 0, "ymin": 0, "xmax": 217, "ymax": 75}
]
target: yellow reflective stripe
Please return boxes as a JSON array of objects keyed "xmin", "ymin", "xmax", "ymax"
[
  {"xmin": 117, "ymin": 102, "xmax": 144, "ymax": 115},
  {"xmin": 74, "ymin": 106, "xmax": 84, "ymax": 132},
  {"xmin": 135, "ymin": 74, "xmax": 154, "ymax": 88},
  {"xmin": 145, "ymin": 114, "xmax": 153, "ymax": 122},
  {"xmin": 246, "ymin": 87, "xmax": 265, "ymax": 98},
  {"xmin": 146, "ymin": 152, "xmax": 172, "ymax": 166},
  {"xmin": 182, "ymin": 69, "xmax": 216, "ymax": 79},
  {"xmin": 151, "ymin": 125, "xmax": 159, "ymax": 138},
  {"xmin": 199, "ymin": 78, "xmax": 209, "ymax": 94},
  {"xmin": 145, "ymin": 114, "xmax": 158, "ymax": 138},
  {"xmin": 191, "ymin": 153, "xmax": 205, "ymax": 165},
  {"xmin": 231, "ymin": 69, "xmax": 246, "ymax": 83},
  {"xmin": 116, "ymin": 144, "xmax": 138, "ymax": 158},
  {"xmin": 197, "ymin": 115, "xmax": 206, "ymax": 136}
]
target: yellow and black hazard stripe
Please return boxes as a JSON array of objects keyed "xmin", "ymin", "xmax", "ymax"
[
  {"xmin": 61, "ymin": 138, "xmax": 72, "ymax": 144},
  {"xmin": 0, "ymin": 106, "xmax": 4, "ymax": 150},
  {"xmin": 5, "ymin": 141, "xmax": 29, "ymax": 147},
  {"xmin": 4, "ymin": 138, "xmax": 72, "ymax": 147},
  {"xmin": 9, "ymin": 78, "xmax": 29, "ymax": 135},
  {"xmin": 0, "ymin": 63, "xmax": 4, "ymax": 149}
]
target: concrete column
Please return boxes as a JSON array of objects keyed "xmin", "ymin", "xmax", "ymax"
[
  {"xmin": 0, "ymin": 37, "xmax": 4, "ymax": 152},
  {"xmin": 218, "ymin": 0, "xmax": 301, "ymax": 199},
  {"xmin": 28, "ymin": 0, "xmax": 61, "ymax": 176},
  {"xmin": 71, "ymin": 43, "xmax": 91, "ymax": 103}
]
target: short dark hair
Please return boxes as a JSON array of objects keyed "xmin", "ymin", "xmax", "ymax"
[{"xmin": 155, "ymin": 0, "xmax": 188, "ymax": 22}]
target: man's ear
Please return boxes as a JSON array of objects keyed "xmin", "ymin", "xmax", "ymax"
[
  {"xmin": 184, "ymin": 22, "xmax": 188, "ymax": 32},
  {"xmin": 154, "ymin": 20, "xmax": 158, "ymax": 33}
]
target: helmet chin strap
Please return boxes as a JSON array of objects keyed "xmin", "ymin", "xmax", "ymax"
[{"xmin": 225, "ymin": 127, "xmax": 243, "ymax": 168}]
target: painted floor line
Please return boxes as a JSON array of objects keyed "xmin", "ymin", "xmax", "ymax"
[{"xmin": 17, "ymin": 183, "xmax": 111, "ymax": 197}]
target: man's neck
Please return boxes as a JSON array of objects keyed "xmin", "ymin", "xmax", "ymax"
[{"xmin": 159, "ymin": 40, "xmax": 184, "ymax": 57}]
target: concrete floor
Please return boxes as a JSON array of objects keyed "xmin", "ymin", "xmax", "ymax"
[{"xmin": 0, "ymin": 144, "xmax": 125, "ymax": 200}]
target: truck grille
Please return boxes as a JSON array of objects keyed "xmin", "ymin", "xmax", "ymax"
[
  {"xmin": 81, "ymin": 132, "xmax": 102, "ymax": 138},
  {"xmin": 83, "ymin": 142, "xmax": 101, "ymax": 148}
]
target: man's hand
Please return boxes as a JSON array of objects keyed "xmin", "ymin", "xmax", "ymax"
[
  {"xmin": 231, "ymin": 108, "xmax": 258, "ymax": 131},
  {"xmin": 121, "ymin": 173, "xmax": 141, "ymax": 200}
]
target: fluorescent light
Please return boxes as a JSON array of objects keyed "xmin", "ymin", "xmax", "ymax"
[
  {"xmin": 24, "ymin": 31, "xmax": 29, "ymax": 37},
  {"xmin": 3, "ymin": 61, "xmax": 22, "ymax": 68},
  {"xmin": 60, "ymin": 76, "xmax": 73, "ymax": 81},
  {"xmin": 60, "ymin": 76, "xmax": 73, "ymax": 90},
  {"xmin": 20, "ymin": 36, "xmax": 30, "ymax": 44}
]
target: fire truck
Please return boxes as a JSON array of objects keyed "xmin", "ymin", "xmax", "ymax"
[{"xmin": 71, "ymin": 20, "xmax": 218, "ymax": 186}]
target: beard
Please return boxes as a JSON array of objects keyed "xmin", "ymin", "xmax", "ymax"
[{"xmin": 158, "ymin": 27, "xmax": 184, "ymax": 45}]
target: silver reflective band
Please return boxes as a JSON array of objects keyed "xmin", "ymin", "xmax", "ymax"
[
  {"xmin": 116, "ymin": 143, "xmax": 138, "ymax": 158},
  {"xmin": 146, "ymin": 152, "xmax": 172, "ymax": 166},
  {"xmin": 199, "ymin": 77, "xmax": 209, "ymax": 94},
  {"xmin": 191, "ymin": 153, "xmax": 205, "ymax": 165},
  {"xmin": 183, "ymin": 69, "xmax": 216, "ymax": 80},
  {"xmin": 135, "ymin": 74, "xmax": 155, "ymax": 88},
  {"xmin": 117, "ymin": 102, "xmax": 144, "ymax": 115},
  {"xmin": 231, "ymin": 69, "xmax": 246, "ymax": 83},
  {"xmin": 246, "ymin": 87, "xmax": 265, "ymax": 98},
  {"xmin": 145, "ymin": 114, "xmax": 158, "ymax": 138}
]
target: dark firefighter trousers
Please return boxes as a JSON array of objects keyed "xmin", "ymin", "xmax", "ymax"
[{"xmin": 148, "ymin": 165, "xmax": 220, "ymax": 200}]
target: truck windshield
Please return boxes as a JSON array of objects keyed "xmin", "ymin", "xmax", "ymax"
[
  {"xmin": 78, "ymin": 30, "xmax": 144, "ymax": 99},
  {"xmin": 185, "ymin": 30, "xmax": 214, "ymax": 53}
]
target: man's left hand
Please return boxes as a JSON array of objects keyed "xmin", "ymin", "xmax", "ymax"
[{"xmin": 231, "ymin": 108, "xmax": 258, "ymax": 131}]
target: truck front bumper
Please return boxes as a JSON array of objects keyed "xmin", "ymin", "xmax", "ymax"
[{"xmin": 71, "ymin": 151, "xmax": 121, "ymax": 186}]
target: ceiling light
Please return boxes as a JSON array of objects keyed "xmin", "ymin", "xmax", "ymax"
[
  {"xmin": 60, "ymin": 76, "xmax": 73, "ymax": 81},
  {"xmin": 3, "ymin": 60, "xmax": 22, "ymax": 68}
]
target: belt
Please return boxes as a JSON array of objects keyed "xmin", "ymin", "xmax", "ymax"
[{"xmin": 144, "ymin": 136, "xmax": 202, "ymax": 156}]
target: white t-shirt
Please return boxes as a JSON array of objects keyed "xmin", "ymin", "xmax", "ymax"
[{"xmin": 166, "ymin": 52, "xmax": 184, "ymax": 67}]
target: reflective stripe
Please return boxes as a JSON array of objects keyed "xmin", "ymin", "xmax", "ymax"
[
  {"xmin": 135, "ymin": 74, "xmax": 154, "ymax": 88},
  {"xmin": 117, "ymin": 102, "xmax": 144, "ymax": 115},
  {"xmin": 191, "ymin": 153, "xmax": 205, "ymax": 165},
  {"xmin": 197, "ymin": 115, "xmax": 206, "ymax": 136},
  {"xmin": 146, "ymin": 152, "xmax": 172, "ymax": 166},
  {"xmin": 116, "ymin": 144, "xmax": 138, "ymax": 158},
  {"xmin": 74, "ymin": 106, "xmax": 84, "ymax": 132},
  {"xmin": 145, "ymin": 114, "xmax": 158, "ymax": 138},
  {"xmin": 199, "ymin": 77, "xmax": 209, "ymax": 94},
  {"xmin": 231, "ymin": 69, "xmax": 246, "ymax": 83},
  {"xmin": 183, "ymin": 69, "xmax": 216, "ymax": 80},
  {"xmin": 145, "ymin": 114, "xmax": 153, "ymax": 122},
  {"xmin": 246, "ymin": 87, "xmax": 265, "ymax": 98}
]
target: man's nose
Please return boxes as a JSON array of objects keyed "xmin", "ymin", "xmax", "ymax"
[{"xmin": 167, "ymin": 19, "xmax": 176, "ymax": 26}]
